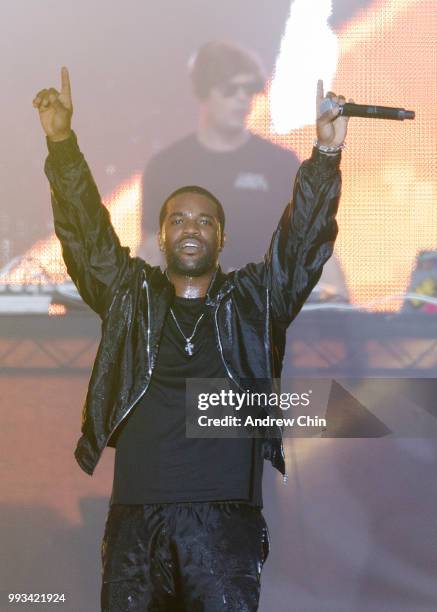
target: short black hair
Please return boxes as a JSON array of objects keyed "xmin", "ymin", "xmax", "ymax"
[
  {"xmin": 189, "ymin": 40, "xmax": 265, "ymax": 100},
  {"xmin": 159, "ymin": 185, "xmax": 226, "ymax": 244}
]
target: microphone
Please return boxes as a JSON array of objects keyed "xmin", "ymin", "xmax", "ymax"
[{"xmin": 320, "ymin": 99, "xmax": 415, "ymax": 121}]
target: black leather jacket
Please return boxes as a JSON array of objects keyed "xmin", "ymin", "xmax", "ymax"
[{"xmin": 44, "ymin": 132, "xmax": 342, "ymax": 479}]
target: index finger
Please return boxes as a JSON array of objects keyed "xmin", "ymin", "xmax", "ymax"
[
  {"xmin": 316, "ymin": 79, "xmax": 324, "ymax": 115},
  {"xmin": 61, "ymin": 66, "xmax": 71, "ymax": 99}
]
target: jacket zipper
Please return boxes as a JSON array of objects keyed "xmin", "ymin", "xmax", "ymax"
[
  {"xmin": 214, "ymin": 301, "xmax": 244, "ymax": 392},
  {"xmin": 266, "ymin": 286, "xmax": 288, "ymax": 484},
  {"xmin": 215, "ymin": 296, "xmax": 288, "ymax": 483},
  {"xmin": 104, "ymin": 277, "xmax": 154, "ymax": 447}
]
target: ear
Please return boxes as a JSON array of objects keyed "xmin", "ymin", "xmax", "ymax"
[
  {"xmin": 157, "ymin": 230, "xmax": 165, "ymax": 252},
  {"xmin": 219, "ymin": 231, "xmax": 227, "ymax": 251}
]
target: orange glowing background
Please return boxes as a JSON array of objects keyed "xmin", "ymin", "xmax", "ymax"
[
  {"xmin": 0, "ymin": 175, "xmax": 142, "ymax": 286},
  {"xmin": 1, "ymin": 0, "xmax": 436, "ymax": 312},
  {"xmin": 250, "ymin": 0, "xmax": 437, "ymax": 310}
]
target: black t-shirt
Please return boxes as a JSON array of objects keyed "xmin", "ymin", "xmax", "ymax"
[
  {"xmin": 142, "ymin": 132, "xmax": 300, "ymax": 271},
  {"xmin": 111, "ymin": 296, "xmax": 263, "ymax": 507}
]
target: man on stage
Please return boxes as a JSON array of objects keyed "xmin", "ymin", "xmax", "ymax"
[{"xmin": 33, "ymin": 66, "xmax": 351, "ymax": 611}]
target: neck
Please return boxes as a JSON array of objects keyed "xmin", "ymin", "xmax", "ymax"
[
  {"xmin": 166, "ymin": 267, "xmax": 217, "ymax": 298},
  {"xmin": 196, "ymin": 113, "xmax": 250, "ymax": 152}
]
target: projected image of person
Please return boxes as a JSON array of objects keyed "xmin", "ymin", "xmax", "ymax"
[
  {"xmin": 140, "ymin": 40, "xmax": 348, "ymax": 299},
  {"xmin": 33, "ymin": 66, "xmax": 352, "ymax": 611},
  {"xmin": 139, "ymin": 41, "xmax": 300, "ymax": 273}
]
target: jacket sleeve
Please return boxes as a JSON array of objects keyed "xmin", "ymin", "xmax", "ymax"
[
  {"xmin": 264, "ymin": 146, "xmax": 342, "ymax": 326},
  {"xmin": 44, "ymin": 131, "xmax": 137, "ymax": 318}
]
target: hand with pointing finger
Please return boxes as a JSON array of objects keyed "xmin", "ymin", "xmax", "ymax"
[
  {"xmin": 316, "ymin": 79, "xmax": 354, "ymax": 148},
  {"xmin": 33, "ymin": 66, "xmax": 73, "ymax": 142}
]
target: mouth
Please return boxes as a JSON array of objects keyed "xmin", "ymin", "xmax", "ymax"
[
  {"xmin": 177, "ymin": 239, "xmax": 203, "ymax": 254},
  {"xmin": 233, "ymin": 104, "xmax": 249, "ymax": 115}
]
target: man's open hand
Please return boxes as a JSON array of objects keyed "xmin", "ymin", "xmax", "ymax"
[
  {"xmin": 316, "ymin": 79, "xmax": 354, "ymax": 147},
  {"xmin": 33, "ymin": 67, "xmax": 73, "ymax": 142}
]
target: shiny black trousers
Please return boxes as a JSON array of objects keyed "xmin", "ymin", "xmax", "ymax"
[{"xmin": 101, "ymin": 501, "xmax": 270, "ymax": 612}]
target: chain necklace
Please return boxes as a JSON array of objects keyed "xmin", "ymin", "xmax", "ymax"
[{"xmin": 170, "ymin": 308, "xmax": 205, "ymax": 356}]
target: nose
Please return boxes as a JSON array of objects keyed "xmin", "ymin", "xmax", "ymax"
[
  {"xmin": 237, "ymin": 85, "xmax": 251, "ymax": 99},
  {"xmin": 182, "ymin": 218, "xmax": 200, "ymax": 235}
]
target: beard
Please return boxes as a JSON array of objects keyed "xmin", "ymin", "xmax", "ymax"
[{"xmin": 165, "ymin": 245, "xmax": 218, "ymax": 277}]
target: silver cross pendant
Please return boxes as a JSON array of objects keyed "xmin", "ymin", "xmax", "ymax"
[{"xmin": 185, "ymin": 341, "xmax": 194, "ymax": 356}]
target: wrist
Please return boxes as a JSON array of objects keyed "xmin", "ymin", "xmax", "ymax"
[
  {"xmin": 313, "ymin": 139, "xmax": 346, "ymax": 154},
  {"xmin": 310, "ymin": 145, "xmax": 342, "ymax": 171},
  {"xmin": 46, "ymin": 130, "xmax": 81, "ymax": 165},
  {"xmin": 48, "ymin": 129, "xmax": 73, "ymax": 143}
]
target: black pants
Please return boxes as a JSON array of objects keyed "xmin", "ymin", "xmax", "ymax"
[{"xmin": 101, "ymin": 501, "xmax": 270, "ymax": 612}]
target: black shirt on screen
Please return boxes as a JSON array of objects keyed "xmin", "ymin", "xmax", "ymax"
[{"xmin": 142, "ymin": 132, "xmax": 300, "ymax": 271}]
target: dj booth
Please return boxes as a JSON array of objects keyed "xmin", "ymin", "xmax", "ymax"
[{"xmin": 1, "ymin": 309, "xmax": 436, "ymax": 377}]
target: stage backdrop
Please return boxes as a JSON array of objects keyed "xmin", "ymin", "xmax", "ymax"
[
  {"xmin": 1, "ymin": 0, "xmax": 436, "ymax": 312},
  {"xmin": 1, "ymin": 1, "xmax": 437, "ymax": 611}
]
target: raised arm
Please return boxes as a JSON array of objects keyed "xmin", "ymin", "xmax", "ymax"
[
  {"xmin": 234, "ymin": 81, "xmax": 353, "ymax": 326},
  {"xmin": 33, "ymin": 67, "xmax": 138, "ymax": 318},
  {"xmin": 264, "ymin": 80, "xmax": 353, "ymax": 326}
]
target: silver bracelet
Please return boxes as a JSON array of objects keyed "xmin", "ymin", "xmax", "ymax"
[{"xmin": 313, "ymin": 139, "xmax": 346, "ymax": 153}]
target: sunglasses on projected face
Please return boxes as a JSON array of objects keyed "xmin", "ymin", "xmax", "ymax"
[{"xmin": 216, "ymin": 81, "xmax": 262, "ymax": 98}]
